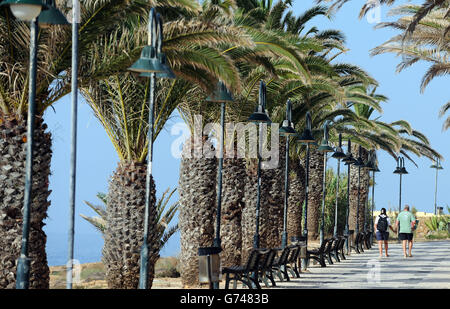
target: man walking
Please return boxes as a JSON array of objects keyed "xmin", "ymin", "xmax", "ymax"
[{"xmin": 396, "ymin": 205, "xmax": 416, "ymax": 258}]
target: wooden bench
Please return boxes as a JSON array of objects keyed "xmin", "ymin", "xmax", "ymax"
[
  {"xmin": 285, "ymin": 245, "xmax": 301, "ymax": 278},
  {"xmin": 339, "ymin": 236, "xmax": 347, "ymax": 260},
  {"xmin": 325, "ymin": 237, "xmax": 337, "ymax": 265},
  {"xmin": 257, "ymin": 248, "xmax": 277, "ymax": 287},
  {"xmin": 306, "ymin": 238, "xmax": 329, "ymax": 267},
  {"xmin": 351, "ymin": 232, "xmax": 364, "ymax": 254},
  {"xmin": 329, "ymin": 237, "xmax": 342, "ymax": 263},
  {"xmin": 222, "ymin": 249, "xmax": 262, "ymax": 289},
  {"xmin": 272, "ymin": 246, "xmax": 291, "ymax": 282},
  {"xmin": 364, "ymin": 231, "xmax": 373, "ymax": 249}
]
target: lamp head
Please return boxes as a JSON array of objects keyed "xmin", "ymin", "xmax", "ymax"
[
  {"xmin": 206, "ymin": 81, "xmax": 233, "ymax": 103},
  {"xmin": 279, "ymin": 99, "xmax": 297, "ymax": 136},
  {"xmin": 38, "ymin": 0, "xmax": 68, "ymax": 27},
  {"xmin": 128, "ymin": 45, "xmax": 165, "ymax": 73},
  {"xmin": 297, "ymin": 129, "xmax": 315, "ymax": 144},
  {"xmin": 1, "ymin": 0, "xmax": 48, "ymax": 21},
  {"xmin": 248, "ymin": 80, "xmax": 271, "ymax": 123}
]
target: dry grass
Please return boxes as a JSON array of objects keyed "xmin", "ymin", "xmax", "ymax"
[{"xmin": 49, "ymin": 257, "xmax": 182, "ymax": 289}]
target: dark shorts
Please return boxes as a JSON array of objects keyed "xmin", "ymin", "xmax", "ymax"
[
  {"xmin": 376, "ymin": 231, "xmax": 389, "ymax": 241},
  {"xmin": 399, "ymin": 233, "xmax": 414, "ymax": 241}
]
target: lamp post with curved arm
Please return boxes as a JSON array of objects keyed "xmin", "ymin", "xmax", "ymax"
[
  {"xmin": 0, "ymin": 0, "xmax": 67, "ymax": 289},
  {"xmin": 297, "ymin": 112, "xmax": 315, "ymax": 269},
  {"xmin": 342, "ymin": 139, "xmax": 356, "ymax": 253},
  {"xmin": 430, "ymin": 158, "xmax": 443, "ymax": 216},
  {"xmin": 279, "ymin": 99, "xmax": 298, "ymax": 248},
  {"xmin": 331, "ymin": 134, "xmax": 346, "ymax": 237},
  {"xmin": 318, "ymin": 121, "xmax": 334, "ymax": 245},
  {"xmin": 128, "ymin": 9, "xmax": 174, "ymax": 289},
  {"xmin": 248, "ymin": 81, "xmax": 271, "ymax": 249}
]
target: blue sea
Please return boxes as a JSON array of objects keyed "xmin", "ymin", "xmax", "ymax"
[{"xmin": 46, "ymin": 231, "xmax": 180, "ymax": 266}]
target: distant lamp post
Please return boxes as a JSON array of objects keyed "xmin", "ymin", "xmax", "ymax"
[
  {"xmin": 248, "ymin": 81, "xmax": 271, "ymax": 249},
  {"xmin": 279, "ymin": 99, "xmax": 298, "ymax": 248},
  {"xmin": 342, "ymin": 139, "xmax": 356, "ymax": 253},
  {"xmin": 128, "ymin": 8, "xmax": 173, "ymax": 289},
  {"xmin": 430, "ymin": 158, "xmax": 443, "ymax": 216},
  {"xmin": 318, "ymin": 121, "xmax": 334, "ymax": 245},
  {"xmin": 393, "ymin": 156, "xmax": 408, "ymax": 214},
  {"xmin": 297, "ymin": 112, "xmax": 315, "ymax": 258},
  {"xmin": 367, "ymin": 151, "xmax": 380, "ymax": 243},
  {"xmin": 331, "ymin": 134, "xmax": 346, "ymax": 237},
  {"xmin": 0, "ymin": 0, "xmax": 66, "ymax": 290}
]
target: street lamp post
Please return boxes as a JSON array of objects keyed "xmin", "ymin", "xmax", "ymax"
[
  {"xmin": 331, "ymin": 134, "xmax": 346, "ymax": 237},
  {"xmin": 371, "ymin": 153, "xmax": 380, "ymax": 244},
  {"xmin": 67, "ymin": 0, "xmax": 79, "ymax": 289},
  {"xmin": 206, "ymin": 81, "xmax": 233, "ymax": 290},
  {"xmin": 279, "ymin": 100, "xmax": 298, "ymax": 248},
  {"xmin": 354, "ymin": 146, "xmax": 365, "ymax": 236},
  {"xmin": 128, "ymin": 9, "xmax": 174, "ymax": 289},
  {"xmin": 394, "ymin": 156, "xmax": 408, "ymax": 242},
  {"xmin": 394, "ymin": 157, "xmax": 408, "ymax": 213},
  {"xmin": 0, "ymin": 0, "xmax": 67, "ymax": 289},
  {"xmin": 248, "ymin": 81, "xmax": 271, "ymax": 249},
  {"xmin": 297, "ymin": 112, "xmax": 315, "ymax": 268},
  {"xmin": 342, "ymin": 139, "xmax": 356, "ymax": 254},
  {"xmin": 430, "ymin": 158, "xmax": 443, "ymax": 216},
  {"xmin": 318, "ymin": 121, "xmax": 334, "ymax": 245}
]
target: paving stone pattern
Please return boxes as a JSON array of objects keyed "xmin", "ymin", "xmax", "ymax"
[{"xmin": 274, "ymin": 241, "xmax": 450, "ymax": 289}]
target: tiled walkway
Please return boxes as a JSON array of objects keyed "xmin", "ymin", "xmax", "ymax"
[{"xmin": 274, "ymin": 240, "xmax": 450, "ymax": 289}]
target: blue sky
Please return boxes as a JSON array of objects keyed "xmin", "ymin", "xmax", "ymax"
[{"xmin": 43, "ymin": 0, "xmax": 449, "ymax": 265}]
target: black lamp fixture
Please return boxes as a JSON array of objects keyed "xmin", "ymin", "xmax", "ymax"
[
  {"xmin": 140, "ymin": 14, "xmax": 176, "ymax": 79},
  {"xmin": 248, "ymin": 82, "xmax": 271, "ymax": 124},
  {"xmin": 206, "ymin": 80, "xmax": 233, "ymax": 289},
  {"xmin": 318, "ymin": 121, "xmax": 333, "ymax": 245},
  {"xmin": 332, "ymin": 134, "xmax": 345, "ymax": 237},
  {"xmin": 280, "ymin": 99, "xmax": 297, "ymax": 249},
  {"xmin": 430, "ymin": 157, "xmax": 443, "ymax": 215},
  {"xmin": 394, "ymin": 156, "xmax": 407, "ymax": 221},
  {"xmin": 249, "ymin": 81, "xmax": 271, "ymax": 250},
  {"xmin": 127, "ymin": 8, "xmax": 173, "ymax": 289},
  {"xmin": 279, "ymin": 99, "xmax": 297, "ymax": 137},
  {"xmin": 0, "ymin": 0, "xmax": 69, "ymax": 290},
  {"xmin": 297, "ymin": 111, "xmax": 315, "ymax": 270},
  {"xmin": 38, "ymin": 0, "xmax": 68, "ymax": 27}
]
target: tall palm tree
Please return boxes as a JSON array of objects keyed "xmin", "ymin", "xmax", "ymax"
[
  {"xmin": 80, "ymin": 189, "xmax": 179, "ymax": 255},
  {"xmin": 370, "ymin": 3, "xmax": 450, "ymax": 130},
  {"xmin": 0, "ymin": 0, "xmax": 197, "ymax": 289}
]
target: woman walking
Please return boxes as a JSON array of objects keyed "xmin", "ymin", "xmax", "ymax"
[{"xmin": 374, "ymin": 208, "xmax": 396, "ymax": 258}]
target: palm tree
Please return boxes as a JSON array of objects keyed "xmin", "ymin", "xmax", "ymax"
[
  {"xmin": 81, "ymin": 188, "xmax": 179, "ymax": 255},
  {"xmin": 318, "ymin": 0, "xmax": 449, "ymax": 36},
  {"xmin": 0, "ymin": 0, "xmax": 198, "ymax": 289},
  {"xmin": 370, "ymin": 3, "xmax": 450, "ymax": 131}
]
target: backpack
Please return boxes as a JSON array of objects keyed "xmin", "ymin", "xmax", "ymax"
[{"xmin": 377, "ymin": 215, "xmax": 388, "ymax": 232}]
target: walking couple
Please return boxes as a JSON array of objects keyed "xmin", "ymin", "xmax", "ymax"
[{"xmin": 374, "ymin": 205, "xmax": 417, "ymax": 258}]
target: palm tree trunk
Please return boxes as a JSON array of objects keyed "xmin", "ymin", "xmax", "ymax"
[
  {"xmin": 102, "ymin": 161, "xmax": 159, "ymax": 289},
  {"xmin": 0, "ymin": 117, "xmax": 51, "ymax": 289},
  {"xmin": 287, "ymin": 157, "xmax": 305, "ymax": 243},
  {"xmin": 220, "ymin": 157, "xmax": 245, "ymax": 268},
  {"xmin": 241, "ymin": 137, "xmax": 285, "ymax": 261},
  {"xmin": 178, "ymin": 138, "xmax": 216, "ymax": 288},
  {"xmin": 306, "ymin": 148, "xmax": 324, "ymax": 241},
  {"xmin": 349, "ymin": 145, "xmax": 369, "ymax": 232}
]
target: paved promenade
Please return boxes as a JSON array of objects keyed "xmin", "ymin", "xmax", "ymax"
[{"xmin": 275, "ymin": 240, "xmax": 450, "ymax": 289}]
